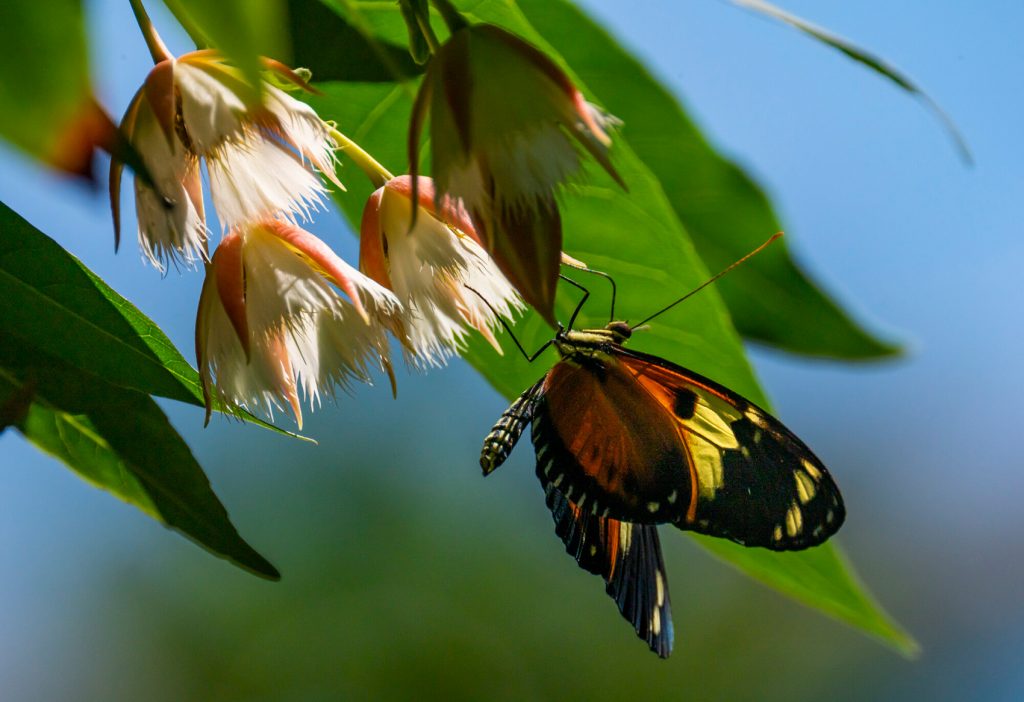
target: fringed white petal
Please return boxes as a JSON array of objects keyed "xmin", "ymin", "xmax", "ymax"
[
  {"xmin": 200, "ymin": 223, "xmax": 401, "ymax": 422},
  {"xmin": 207, "ymin": 136, "xmax": 327, "ymax": 230},
  {"xmin": 486, "ymin": 125, "xmax": 580, "ymax": 213},
  {"xmin": 240, "ymin": 225, "xmax": 346, "ymax": 337},
  {"xmin": 263, "ymin": 84, "xmax": 338, "ymax": 174},
  {"xmin": 132, "ymin": 106, "xmax": 206, "ymax": 271},
  {"xmin": 174, "ymin": 61, "xmax": 247, "ymax": 154},
  {"xmin": 201, "ymin": 285, "xmax": 293, "ymax": 418},
  {"xmin": 379, "ymin": 190, "xmax": 522, "ymax": 366}
]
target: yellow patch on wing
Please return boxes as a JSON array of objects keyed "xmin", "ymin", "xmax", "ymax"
[
  {"xmin": 682, "ymin": 431, "xmax": 725, "ymax": 498},
  {"xmin": 679, "ymin": 393, "xmax": 742, "ymax": 449},
  {"xmin": 785, "ymin": 503, "xmax": 803, "ymax": 538},
  {"xmin": 794, "ymin": 470, "xmax": 817, "ymax": 504},
  {"xmin": 801, "ymin": 458, "xmax": 822, "ymax": 480}
]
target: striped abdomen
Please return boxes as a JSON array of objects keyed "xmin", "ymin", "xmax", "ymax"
[{"xmin": 480, "ymin": 380, "xmax": 545, "ymax": 475}]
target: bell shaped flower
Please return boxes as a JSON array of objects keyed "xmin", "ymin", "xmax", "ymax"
[
  {"xmin": 359, "ymin": 175, "xmax": 522, "ymax": 366},
  {"xmin": 196, "ymin": 219, "xmax": 400, "ymax": 428},
  {"xmin": 408, "ymin": 23, "xmax": 622, "ymax": 323},
  {"xmin": 111, "ymin": 49, "xmax": 342, "ymax": 271}
]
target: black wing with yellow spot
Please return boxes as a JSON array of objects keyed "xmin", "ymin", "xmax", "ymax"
[
  {"xmin": 532, "ymin": 346, "xmax": 844, "ymax": 550},
  {"xmin": 543, "ymin": 483, "xmax": 674, "ymax": 658}
]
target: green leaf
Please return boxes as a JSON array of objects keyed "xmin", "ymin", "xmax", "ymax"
[
  {"xmin": 517, "ymin": 0, "xmax": 900, "ymax": 360},
  {"xmin": 0, "ymin": 0, "xmax": 114, "ymax": 177},
  {"xmin": 164, "ymin": 0, "xmax": 289, "ymax": 100},
  {"xmin": 0, "ymin": 202, "xmax": 308, "ymax": 440},
  {"xmin": 0, "ymin": 334, "xmax": 280, "ymax": 579},
  {"xmin": 730, "ymin": 0, "xmax": 971, "ymax": 164},
  {"xmin": 286, "ymin": 0, "xmax": 422, "ymax": 81},
  {"xmin": 696, "ymin": 535, "xmax": 918, "ymax": 655},
  {"xmin": 296, "ymin": 0, "xmax": 911, "ymax": 650}
]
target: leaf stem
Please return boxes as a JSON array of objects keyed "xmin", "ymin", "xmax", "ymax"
[
  {"xmin": 326, "ymin": 126, "xmax": 394, "ymax": 188},
  {"xmin": 416, "ymin": 12, "xmax": 442, "ymax": 53},
  {"xmin": 430, "ymin": 0, "xmax": 468, "ymax": 33},
  {"xmin": 128, "ymin": 0, "xmax": 174, "ymax": 64}
]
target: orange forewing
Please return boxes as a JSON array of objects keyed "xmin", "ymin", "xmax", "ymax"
[{"xmin": 537, "ymin": 357, "xmax": 698, "ymax": 523}]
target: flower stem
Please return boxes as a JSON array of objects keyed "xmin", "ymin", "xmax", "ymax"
[
  {"xmin": 128, "ymin": 0, "xmax": 174, "ymax": 63},
  {"xmin": 327, "ymin": 126, "xmax": 393, "ymax": 188}
]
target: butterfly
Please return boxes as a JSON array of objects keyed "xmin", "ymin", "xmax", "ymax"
[{"xmin": 477, "ymin": 241, "xmax": 845, "ymax": 658}]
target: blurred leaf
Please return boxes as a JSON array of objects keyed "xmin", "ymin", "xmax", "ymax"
[
  {"xmin": 0, "ymin": 0, "xmax": 115, "ymax": 178},
  {"xmin": 298, "ymin": 0, "xmax": 910, "ymax": 650},
  {"xmin": 519, "ymin": 0, "xmax": 900, "ymax": 360},
  {"xmin": 164, "ymin": 0, "xmax": 289, "ymax": 100},
  {"xmin": 0, "ymin": 334, "xmax": 280, "ymax": 579},
  {"xmin": 730, "ymin": 0, "xmax": 971, "ymax": 164},
  {"xmin": 0, "ymin": 202, "xmax": 307, "ymax": 440}
]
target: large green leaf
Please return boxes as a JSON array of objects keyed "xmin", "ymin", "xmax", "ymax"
[
  {"xmin": 0, "ymin": 0, "xmax": 114, "ymax": 177},
  {"xmin": 0, "ymin": 333, "xmax": 280, "ymax": 579},
  {"xmin": 0, "ymin": 202, "xmax": 306, "ymax": 439},
  {"xmin": 287, "ymin": 0, "xmax": 422, "ymax": 82},
  {"xmin": 518, "ymin": 0, "xmax": 900, "ymax": 360},
  {"xmin": 297, "ymin": 0, "xmax": 913, "ymax": 652}
]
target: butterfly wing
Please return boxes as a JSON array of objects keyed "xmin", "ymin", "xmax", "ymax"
[
  {"xmin": 543, "ymin": 483, "xmax": 674, "ymax": 658},
  {"xmin": 532, "ymin": 348, "xmax": 844, "ymax": 550},
  {"xmin": 480, "ymin": 376, "xmax": 674, "ymax": 657}
]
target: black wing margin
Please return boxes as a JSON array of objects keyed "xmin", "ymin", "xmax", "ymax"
[{"xmin": 543, "ymin": 483, "xmax": 674, "ymax": 658}]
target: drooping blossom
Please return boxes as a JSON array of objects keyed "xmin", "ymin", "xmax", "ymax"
[
  {"xmin": 359, "ymin": 175, "xmax": 522, "ymax": 366},
  {"xmin": 408, "ymin": 23, "xmax": 623, "ymax": 322},
  {"xmin": 111, "ymin": 49, "xmax": 342, "ymax": 271},
  {"xmin": 196, "ymin": 219, "xmax": 400, "ymax": 428}
]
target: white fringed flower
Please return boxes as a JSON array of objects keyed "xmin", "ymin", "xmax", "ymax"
[
  {"xmin": 359, "ymin": 175, "xmax": 522, "ymax": 366},
  {"xmin": 410, "ymin": 24, "xmax": 621, "ymax": 221},
  {"xmin": 112, "ymin": 50, "xmax": 341, "ymax": 272},
  {"xmin": 122, "ymin": 95, "xmax": 206, "ymax": 269},
  {"xmin": 407, "ymin": 24, "xmax": 622, "ymax": 322},
  {"xmin": 196, "ymin": 219, "xmax": 400, "ymax": 427}
]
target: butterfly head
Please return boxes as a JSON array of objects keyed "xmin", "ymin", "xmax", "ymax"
[{"xmin": 605, "ymin": 320, "xmax": 633, "ymax": 341}]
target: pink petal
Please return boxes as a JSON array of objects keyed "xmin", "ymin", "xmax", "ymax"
[
  {"xmin": 213, "ymin": 231, "xmax": 250, "ymax": 358},
  {"xmin": 358, "ymin": 188, "xmax": 392, "ymax": 289}
]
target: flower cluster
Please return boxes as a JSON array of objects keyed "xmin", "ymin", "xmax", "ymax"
[{"xmin": 111, "ymin": 10, "xmax": 527, "ymax": 427}]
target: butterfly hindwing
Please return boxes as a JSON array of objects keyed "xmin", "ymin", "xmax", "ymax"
[
  {"xmin": 533, "ymin": 344, "xmax": 844, "ymax": 550},
  {"xmin": 543, "ymin": 483, "xmax": 673, "ymax": 658}
]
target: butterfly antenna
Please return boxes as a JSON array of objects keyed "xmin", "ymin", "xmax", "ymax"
[
  {"xmin": 634, "ymin": 233, "xmax": 783, "ymax": 328},
  {"xmin": 463, "ymin": 285, "xmax": 553, "ymax": 363},
  {"xmin": 560, "ymin": 259, "xmax": 618, "ymax": 321}
]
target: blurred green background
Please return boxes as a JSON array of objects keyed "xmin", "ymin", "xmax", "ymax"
[{"xmin": 2, "ymin": 1, "xmax": 1023, "ymax": 700}]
